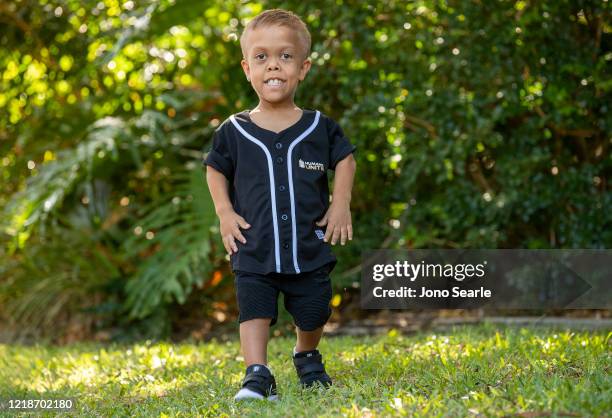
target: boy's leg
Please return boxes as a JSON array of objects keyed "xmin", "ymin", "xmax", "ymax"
[
  {"xmin": 282, "ymin": 263, "xmax": 333, "ymax": 350},
  {"xmin": 235, "ymin": 317, "xmax": 279, "ymax": 401},
  {"xmin": 234, "ymin": 270, "xmax": 280, "ymax": 367},
  {"xmin": 292, "ymin": 322, "xmax": 333, "ymax": 388},
  {"xmin": 233, "ymin": 270, "xmax": 280, "ymax": 401},
  {"xmin": 281, "ymin": 264, "xmax": 334, "ymax": 388},
  {"xmin": 239, "ymin": 318, "xmax": 272, "ymax": 366},
  {"xmin": 295, "ymin": 325, "xmax": 324, "ymax": 352}
]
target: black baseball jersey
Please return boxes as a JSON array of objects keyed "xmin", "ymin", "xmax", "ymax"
[{"xmin": 203, "ymin": 108, "xmax": 356, "ymax": 275}]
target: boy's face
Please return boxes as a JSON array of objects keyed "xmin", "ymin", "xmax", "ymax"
[{"xmin": 241, "ymin": 24, "xmax": 311, "ymax": 107}]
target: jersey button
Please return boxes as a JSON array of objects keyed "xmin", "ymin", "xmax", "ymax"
[
  {"xmin": 279, "ymin": 185, "xmax": 286, "ymax": 191},
  {"xmin": 276, "ymin": 156, "xmax": 283, "ymax": 164},
  {"xmin": 283, "ymin": 242, "xmax": 289, "ymax": 249},
  {"xmin": 281, "ymin": 214, "xmax": 288, "ymax": 221},
  {"xmin": 275, "ymin": 142, "xmax": 282, "ymax": 149}
]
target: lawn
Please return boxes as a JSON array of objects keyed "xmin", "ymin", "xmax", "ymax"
[{"xmin": 1, "ymin": 323, "xmax": 609, "ymax": 417}]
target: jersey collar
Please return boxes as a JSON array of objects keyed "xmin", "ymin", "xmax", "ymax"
[{"xmin": 235, "ymin": 108, "xmax": 315, "ymax": 139}]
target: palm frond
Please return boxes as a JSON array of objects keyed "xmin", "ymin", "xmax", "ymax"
[
  {"xmin": 1, "ymin": 117, "xmax": 129, "ymax": 253},
  {"xmin": 122, "ymin": 166, "xmax": 217, "ymax": 319}
]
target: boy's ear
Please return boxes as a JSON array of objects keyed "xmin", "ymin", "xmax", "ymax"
[
  {"xmin": 299, "ymin": 58, "xmax": 312, "ymax": 81},
  {"xmin": 240, "ymin": 58, "xmax": 250, "ymax": 79}
]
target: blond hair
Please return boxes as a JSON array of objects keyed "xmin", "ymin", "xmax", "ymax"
[{"xmin": 240, "ymin": 8, "xmax": 311, "ymax": 61}]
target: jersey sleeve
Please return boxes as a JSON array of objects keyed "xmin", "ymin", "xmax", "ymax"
[
  {"xmin": 327, "ymin": 116, "xmax": 357, "ymax": 170},
  {"xmin": 203, "ymin": 125, "xmax": 234, "ymax": 180}
]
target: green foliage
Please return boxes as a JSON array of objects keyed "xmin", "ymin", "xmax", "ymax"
[
  {"xmin": 0, "ymin": 221, "xmax": 119, "ymax": 341},
  {"xmin": 0, "ymin": 0, "xmax": 610, "ymax": 340},
  {"xmin": 121, "ymin": 167, "xmax": 216, "ymax": 320},
  {"xmin": 3, "ymin": 116, "xmax": 131, "ymax": 252},
  {"xmin": 0, "ymin": 325, "xmax": 610, "ymax": 415}
]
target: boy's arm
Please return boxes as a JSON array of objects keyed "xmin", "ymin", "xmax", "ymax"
[
  {"xmin": 316, "ymin": 153, "xmax": 357, "ymax": 245},
  {"xmin": 331, "ymin": 153, "xmax": 356, "ymax": 207},
  {"xmin": 205, "ymin": 166, "xmax": 233, "ymax": 217},
  {"xmin": 205, "ymin": 166, "xmax": 250, "ymax": 254}
]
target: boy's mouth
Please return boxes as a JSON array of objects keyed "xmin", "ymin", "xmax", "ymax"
[{"xmin": 264, "ymin": 78, "xmax": 285, "ymax": 86}]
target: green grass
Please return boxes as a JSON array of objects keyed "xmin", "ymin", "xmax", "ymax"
[{"xmin": 0, "ymin": 323, "xmax": 610, "ymax": 417}]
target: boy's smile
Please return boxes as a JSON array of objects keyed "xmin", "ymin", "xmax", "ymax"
[{"xmin": 241, "ymin": 24, "xmax": 311, "ymax": 108}]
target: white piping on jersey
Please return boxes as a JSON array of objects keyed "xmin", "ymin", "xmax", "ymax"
[
  {"xmin": 287, "ymin": 111, "xmax": 321, "ymax": 273},
  {"xmin": 229, "ymin": 115, "xmax": 281, "ymax": 273}
]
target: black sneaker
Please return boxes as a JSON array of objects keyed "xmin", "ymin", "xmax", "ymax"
[
  {"xmin": 293, "ymin": 349, "xmax": 333, "ymax": 388},
  {"xmin": 234, "ymin": 364, "xmax": 279, "ymax": 401}
]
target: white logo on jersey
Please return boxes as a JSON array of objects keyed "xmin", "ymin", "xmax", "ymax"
[
  {"xmin": 299, "ymin": 158, "xmax": 325, "ymax": 172},
  {"xmin": 315, "ymin": 229, "xmax": 325, "ymax": 240}
]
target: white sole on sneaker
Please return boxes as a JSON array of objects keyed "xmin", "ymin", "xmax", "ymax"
[
  {"xmin": 234, "ymin": 388, "xmax": 264, "ymax": 400},
  {"xmin": 234, "ymin": 388, "xmax": 279, "ymax": 401}
]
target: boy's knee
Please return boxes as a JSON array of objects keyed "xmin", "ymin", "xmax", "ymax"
[
  {"xmin": 297, "ymin": 323, "xmax": 323, "ymax": 332},
  {"xmin": 239, "ymin": 316, "xmax": 277, "ymax": 327},
  {"xmin": 295, "ymin": 308, "xmax": 331, "ymax": 331}
]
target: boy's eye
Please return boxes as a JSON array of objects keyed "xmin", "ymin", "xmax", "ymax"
[{"xmin": 254, "ymin": 52, "xmax": 292, "ymax": 60}]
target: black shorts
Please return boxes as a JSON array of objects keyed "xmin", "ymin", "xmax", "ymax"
[{"xmin": 234, "ymin": 262, "xmax": 334, "ymax": 332}]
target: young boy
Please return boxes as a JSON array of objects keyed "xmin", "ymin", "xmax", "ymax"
[{"xmin": 203, "ymin": 8, "xmax": 357, "ymax": 401}]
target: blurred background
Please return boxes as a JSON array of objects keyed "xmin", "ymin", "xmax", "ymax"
[{"xmin": 0, "ymin": 0, "xmax": 609, "ymax": 344}]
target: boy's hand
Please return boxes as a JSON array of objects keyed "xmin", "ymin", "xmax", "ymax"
[
  {"xmin": 218, "ymin": 207, "xmax": 251, "ymax": 255},
  {"xmin": 315, "ymin": 200, "xmax": 353, "ymax": 245}
]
